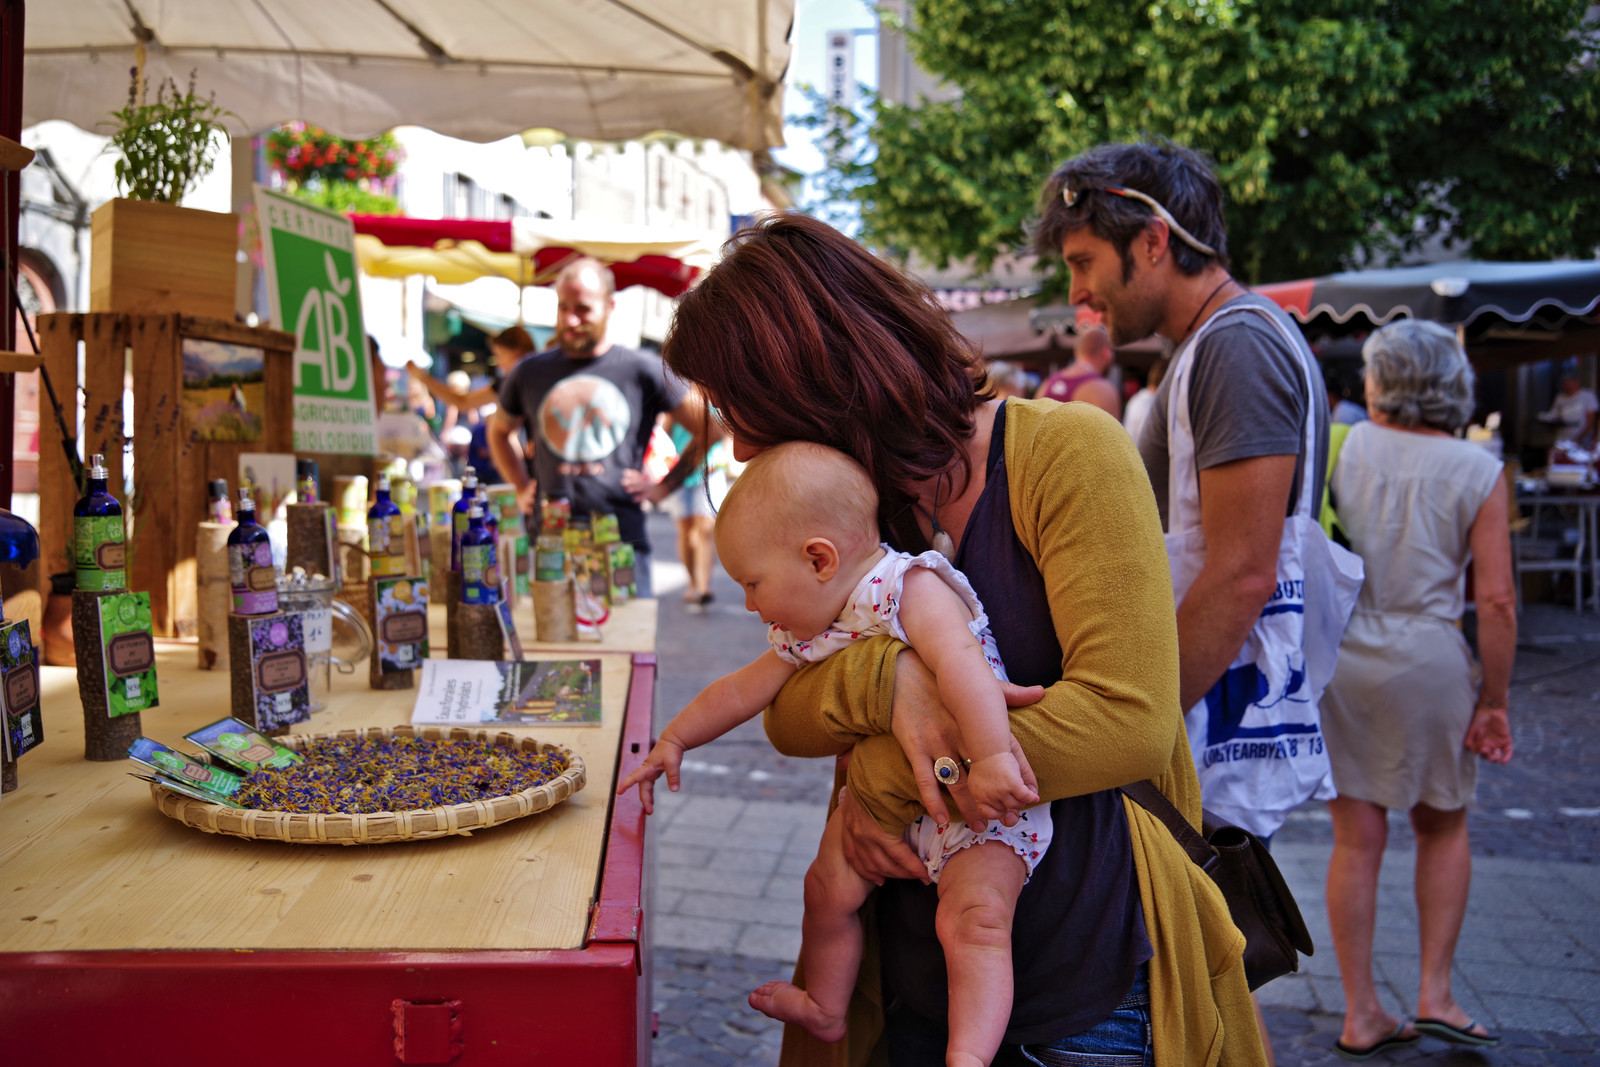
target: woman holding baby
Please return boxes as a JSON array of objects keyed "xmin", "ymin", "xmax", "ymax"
[{"xmin": 661, "ymin": 213, "xmax": 1262, "ymax": 1067}]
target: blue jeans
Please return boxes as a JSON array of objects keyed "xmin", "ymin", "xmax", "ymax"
[{"xmin": 885, "ymin": 963, "xmax": 1153, "ymax": 1066}]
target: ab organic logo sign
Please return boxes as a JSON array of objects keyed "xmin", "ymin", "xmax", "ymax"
[{"xmin": 256, "ymin": 185, "xmax": 377, "ymax": 455}]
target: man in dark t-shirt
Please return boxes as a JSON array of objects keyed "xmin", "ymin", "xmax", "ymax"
[{"xmin": 487, "ymin": 258, "xmax": 711, "ymax": 597}]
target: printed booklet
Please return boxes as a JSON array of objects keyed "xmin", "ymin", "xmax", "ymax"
[{"xmin": 411, "ymin": 658, "xmax": 602, "ymax": 726}]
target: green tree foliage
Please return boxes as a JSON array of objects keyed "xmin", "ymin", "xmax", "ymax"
[{"xmin": 820, "ymin": 0, "xmax": 1600, "ymax": 283}]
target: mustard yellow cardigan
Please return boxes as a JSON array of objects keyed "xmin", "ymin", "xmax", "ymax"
[{"xmin": 763, "ymin": 400, "xmax": 1265, "ymax": 1067}]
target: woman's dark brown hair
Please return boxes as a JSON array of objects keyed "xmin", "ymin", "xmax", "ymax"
[
  {"xmin": 491, "ymin": 324, "xmax": 536, "ymax": 354},
  {"xmin": 662, "ymin": 213, "xmax": 987, "ymax": 544}
]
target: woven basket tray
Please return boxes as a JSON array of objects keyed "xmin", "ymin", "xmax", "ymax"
[{"xmin": 150, "ymin": 725, "xmax": 586, "ymax": 845}]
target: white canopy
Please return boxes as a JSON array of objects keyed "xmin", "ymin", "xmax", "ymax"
[{"xmin": 23, "ymin": 0, "xmax": 794, "ymax": 150}]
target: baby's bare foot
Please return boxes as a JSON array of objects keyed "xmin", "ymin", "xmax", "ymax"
[{"xmin": 748, "ymin": 980, "xmax": 847, "ymax": 1043}]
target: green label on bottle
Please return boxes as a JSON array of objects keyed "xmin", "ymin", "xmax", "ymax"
[
  {"xmin": 369, "ymin": 514, "xmax": 407, "ymax": 576},
  {"xmin": 462, "ymin": 544, "xmax": 500, "ymax": 603},
  {"xmin": 74, "ymin": 515, "xmax": 126, "ymax": 590}
]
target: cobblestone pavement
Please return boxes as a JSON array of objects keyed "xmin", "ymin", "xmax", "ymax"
[
  {"xmin": 642, "ymin": 512, "xmax": 1600, "ymax": 1066},
  {"xmin": 1273, "ymin": 606, "xmax": 1600, "ymax": 866}
]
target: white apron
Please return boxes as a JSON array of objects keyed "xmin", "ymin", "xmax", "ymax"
[{"xmin": 1165, "ymin": 303, "xmax": 1364, "ymax": 837}]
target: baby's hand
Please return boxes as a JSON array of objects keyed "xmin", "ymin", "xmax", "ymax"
[
  {"xmin": 965, "ymin": 752, "xmax": 1039, "ymax": 823},
  {"xmin": 616, "ymin": 737, "xmax": 686, "ymax": 815}
]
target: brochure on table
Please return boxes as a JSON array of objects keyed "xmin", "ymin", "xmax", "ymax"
[{"xmin": 412, "ymin": 658, "xmax": 602, "ymax": 726}]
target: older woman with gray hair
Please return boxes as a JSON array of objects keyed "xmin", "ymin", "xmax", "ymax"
[{"xmin": 1320, "ymin": 320, "xmax": 1515, "ymax": 1059}]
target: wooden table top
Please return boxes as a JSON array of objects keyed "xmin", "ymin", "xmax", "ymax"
[{"xmin": 0, "ymin": 600, "xmax": 656, "ymax": 955}]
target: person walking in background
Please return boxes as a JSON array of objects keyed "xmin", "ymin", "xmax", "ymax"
[
  {"xmin": 1539, "ymin": 373, "xmax": 1599, "ymax": 448},
  {"xmin": 984, "ymin": 359, "xmax": 1031, "ymax": 400},
  {"xmin": 1036, "ymin": 324, "xmax": 1121, "ymax": 417},
  {"xmin": 1319, "ymin": 320, "xmax": 1515, "ymax": 1059},
  {"xmin": 664, "ymin": 407, "xmax": 718, "ymax": 608},
  {"xmin": 411, "ymin": 326, "xmax": 539, "ymax": 479},
  {"xmin": 1327, "ymin": 363, "xmax": 1370, "ymax": 426},
  {"xmin": 410, "ymin": 324, "xmax": 537, "ymax": 417},
  {"xmin": 1122, "ymin": 356, "xmax": 1167, "ymax": 444},
  {"xmin": 489, "ymin": 257, "xmax": 713, "ymax": 597}
]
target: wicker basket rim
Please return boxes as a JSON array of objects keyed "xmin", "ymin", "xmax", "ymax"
[{"xmin": 150, "ymin": 725, "xmax": 586, "ymax": 844}]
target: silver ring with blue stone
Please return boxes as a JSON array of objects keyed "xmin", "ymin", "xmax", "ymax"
[{"xmin": 934, "ymin": 756, "xmax": 969, "ymax": 787}]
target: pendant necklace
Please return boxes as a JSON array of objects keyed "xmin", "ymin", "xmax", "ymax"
[
  {"xmin": 912, "ymin": 471, "xmax": 956, "ymax": 560},
  {"xmin": 1181, "ymin": 275, "xmax": 1236, "ymax": 343}
]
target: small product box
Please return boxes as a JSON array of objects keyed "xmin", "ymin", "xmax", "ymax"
[
  {"xmin": 134, "ymin": 770, "xmax": 246, "ymax": 807},
  {"xmin": 497, "ymin": 578, "xmax": 525, "ymax": 661},
  {"xmin": 184, "ymin": 716, "xmax": 302, "ymax": 772},
  {"xmin": 512, "ymin": 533, "xmax": 531, "ymax": 598},
  {"xmin": 374, "ymin": 576, "xmax": 430, "ymax": 673},
  {"xmin": 591, "ymin": 512, "xmax": 621, "ymax": 546},
  {"xmin": 127, "ymin": 737, "xmax": 245, "ymax": 801},
  {"xmin": 540, "ymin": 497, "xmax": 571, "ymax": 535},
  {"xmin": 488, "ymin": 484, "xmax": 525, "ymax": 536},
  {"xmin": 572, "ymin": 547, "xmax": 608, "ymax": 602},
  {"xmin": 604, "ymin": 542, "xmax": 637, "ymax": 604},
  {"xmin": 98, "ymin": 591, "xmax": 159, "ymax": 716},
  {"xmin": 244, "ymin": 614, "xmax": 311, "ymax": 731},
  {"xmin": 0, "ymin": 620, "xmax": 42, "ymax": 761},
  {"xmin": 562, "ymin": 519, "xmax": 592, "ymax": 554}
]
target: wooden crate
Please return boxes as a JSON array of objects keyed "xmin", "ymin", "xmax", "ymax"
[
  {"xmin": 36, "ymin": 314, "xmax": 296, "ymax": 638},
  {"xmin": 90, "ymin": 199, "xmax": 239, "ymax": 321}
]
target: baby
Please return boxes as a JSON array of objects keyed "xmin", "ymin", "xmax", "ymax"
[{"xmin": 619, "ymin": 441, "xmax": 1050, "ymax": 1067}]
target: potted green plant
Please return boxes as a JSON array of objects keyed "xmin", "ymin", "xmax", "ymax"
[{"xmin": 92, "ymin": 68, "xmax": 241, "ymax": 320}]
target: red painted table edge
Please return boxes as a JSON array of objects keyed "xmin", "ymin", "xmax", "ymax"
[{"xmin": 0, "ymin": 651, "xmax": 659, "ymax": 1066}]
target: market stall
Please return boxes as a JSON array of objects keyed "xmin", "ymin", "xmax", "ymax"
[
  {"xmin": 22, "ymin": 2, "xmax": 794, "ymax": 152},
  {"xmin": 0, "ymin": 599, "xmax": 661, "ymax": 1064},
  {"xmin": 1256, "ymin": 261, "xmax": 1600, "ymax": 611},
  {"xmin": 349, "ymin": 213, "xmax": 719, "ymax": 296},
  {"xmin": 1253, "ymin": 260, "xmax": 1600, "ymax": 369}
]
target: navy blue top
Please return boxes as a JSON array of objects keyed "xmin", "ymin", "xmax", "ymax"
[{"xmin": 876, "ymin": 400, "xmax": 1152, "ymax": 1044}]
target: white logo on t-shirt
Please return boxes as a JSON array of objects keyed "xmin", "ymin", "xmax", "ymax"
[{"xmin": 536, "ymin": 374, "xmax": 634, "ymax": 463}]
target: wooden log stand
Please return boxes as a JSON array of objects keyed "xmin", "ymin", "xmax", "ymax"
[
  {"xmin": 195, "ymin": 522, "xmax": 230, "ymax": 671},
  {"xmin": 444, "ymin": 570, "xmax": 504, "ymax": 660},
  {"xmin": 70, "ymin": 590, "xmax": 144, "ymax": 760},
  {"xmin": 286, "ymin": 502, "xmax": 338, "ymax": 580}
]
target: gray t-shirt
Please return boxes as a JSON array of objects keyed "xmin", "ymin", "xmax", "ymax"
[
  {"xmin": 498, "ymin": 344, "xmax": 685, "ymax": 545},
  {"xmin": 1139, "ymin": 294, "xmax": 1327, "ymax": 530}
]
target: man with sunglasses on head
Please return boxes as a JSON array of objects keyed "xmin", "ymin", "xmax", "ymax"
[{"xmin": 1034, "ymin": 142, "xmax": 1361, "ymax": 1049}]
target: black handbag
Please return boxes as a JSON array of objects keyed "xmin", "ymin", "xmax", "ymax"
[{"xmin": 1121, "ymin": 780, "xmax": 1314, "ymax": 991}]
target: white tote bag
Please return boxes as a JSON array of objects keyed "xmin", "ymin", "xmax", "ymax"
[{"xmin": 1165, "ymin": 304, "xmax": 1364, "ymax": 838}]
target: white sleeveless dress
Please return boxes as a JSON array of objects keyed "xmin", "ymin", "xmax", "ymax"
[{"xmin": 1319, "ymin": 422, "xmax": 1504, "ymax": 810}]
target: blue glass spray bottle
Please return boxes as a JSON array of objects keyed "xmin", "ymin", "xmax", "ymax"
[
  {"xmin": 228, "ymin": 485, "xmax": 278, "ymax": 615},
  {"xmin": 460, "ymin": 500, "xmax": 500, "ymax": 605},
  {"xmin": 450, "ymin": 466, "xmax": 479, "ymax": 571},
  {"xmin": 74, "ymin": 452, "xmax": 126, "ymax": 591},
  {"xmin": 368, "ymin": 474, "xmax": 406, "ymax": 577}
]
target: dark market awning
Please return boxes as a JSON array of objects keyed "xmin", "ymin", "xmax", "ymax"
[{"xmin": 1254, "ymin": 260, "xmax": 1600, "ymax": 369}]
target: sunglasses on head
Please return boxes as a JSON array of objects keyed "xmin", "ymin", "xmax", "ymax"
[{"xmin": 1061, "ymin": 183, "xmax": 1218, "ymax": 258}]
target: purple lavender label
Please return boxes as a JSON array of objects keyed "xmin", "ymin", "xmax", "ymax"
[{"xmin": 229, "ymin": 542, "xmax": 278, "ymax": 614}]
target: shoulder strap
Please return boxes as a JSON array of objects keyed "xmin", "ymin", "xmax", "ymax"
[
  {"xmin": 1319, "ymin": 422, "xmax": 1353, "ymax": 540},
  {"xmin": 1326, "ymin": 422, "xmax": 1352, "ymax": 480},
  {"xmin": 1120, "ymin": 780, "xmax": 1216, "ymax": 872}
]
